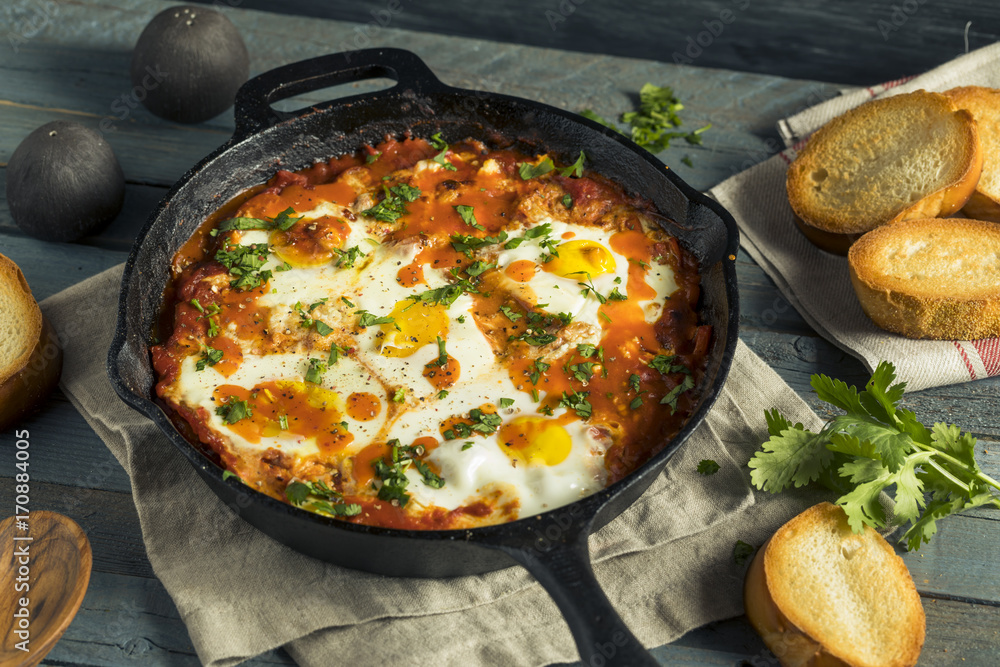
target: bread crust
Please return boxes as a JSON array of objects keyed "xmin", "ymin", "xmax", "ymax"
[
  {"xmin": 0, "ymin": 253, "xmax": 62, "ymax": 430},
  {"xmin": 945, "ymin": 86, "xmax": 1000, "ymax": 222},
  {"xmin": 848, "ymin": 218, "xmax": 1000, "ymax": 340},
  {"xmin": 787, "ymin": 90, "xmax": 982, "ymax": 253},
  {"xmin": 746, "ymin": 503, "xmax": 925, "ymax": 667}
]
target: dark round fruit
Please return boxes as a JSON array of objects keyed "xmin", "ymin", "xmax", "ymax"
[
  {"xmin": 6, "ymin": 121, "xmax": 125, "ymax": 243},
  {"xmin": 131, "ymin": 5, "xmax": 249, "ymax": 124}
]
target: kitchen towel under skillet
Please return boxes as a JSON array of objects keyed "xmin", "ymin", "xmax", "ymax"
[
  {"xmin": 710, "ymin": 42, "xmax": 1000, "ymax": 392},
  {"xmin": 42, "ymin": 265, "xmax": 829, "ymax": 667}
]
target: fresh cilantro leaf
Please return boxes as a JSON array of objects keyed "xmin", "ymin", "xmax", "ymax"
[
  {"xmin": 304, "ymin": 358, "xmax": 326, "ymax": 384},
  {"xmin": 681, "ymin": 155, "xmax": 694, "ymax": 168},
  {"xmin": 579, "ymin": 109, "xmax": 628, "ymax": 135},
  {"xmin": 465, "ymin": 260, "xmax": 495, "ymax": 277},
  {"xmin": 356, "ymin": 310, "xmax": 396, "ymax": 328},
  {"xmin": 425, "ymin": 337, "xmax": 448, "ymax": 369},
  {"xmin": 660, "ymin": 375, "xmax": 695, "ymax": 412},
  {"xmin": 285, "ymin": 481, "xmax": 311, "ymax": 505},
  {"xmin": 500, "ymin": 305, "xmax": 522, "ymax": 322},
  {"xmin": 414, "ymin": 459, "xmax": 445, "ymax": 489},
  {"xmin": 328, "ymin": 343, "xmax": 348, "ymax": 365},
  {"xmin": 361, "ymin": 184, "xmax": 422, "ymax": 223},
  {"xmin": 530, "ymin": 358, "xmax": 550, "ymax": 385},
  {"xmin": 429, "ymin": 132, "xmax": 457, "ymax": 171},
  {"xmin": 697, "ymin": 459, "xmax": 720, "ymax": 475},
  {"xmin": 557, "ymin": 150, "xmax": 586, "ymax": 177},
  {"xmin": 222, "ymin": 470, "xmax": 238, "ymax": 481},
  {"xmin": 366, "ymin": 151, "xmax": 381, "ymax": 164},
  {"xmin": 454, "ymin": 205, "xmax": 484, "ymax": 231},
  {"xmin": 450, "ymin": 231, "xmax": 509, "ymax": 257},
  {"xmin": 214, "ymin": 241, "xmax": 272, "ymax": 291},
  {"xmin": 437, "ymin": 390, "xmax": 449, "ymax": 400},
  {"xmin": 334, "ymin": 245, "xmax": 365, "ymax": 268},
  {"xmin": 215, "ymin": 396, "xmax": 252, "ymax": 424},
  {"xmin": 499, "ymin": 397, "xmax": 515, "ymax": 409},
  {"xmin": 570, "ymin": 362, "xmax": 598, "ymax": 384},
  {"xmin": 648, "ymin": 354, "xmax": 689, "ymax": 375},
  {"xmin": 341, "ymin": 296, "xmax": 355, "ymax": 308},
  {"xmin": 518, "ymin": 157, "xmax": 555, "ymax": 180},
  {"xmin": 562, "ymin": 193, "xmax": 573, "ymax": 208},
  {"xmin": 733, "ymin": 540, "xmax": 755, "ymax": 566},
  {"xmin": 196, "ymin": 346, "xmax": 224, "ymax": 371},
  {"xmin": 462, "ymin": 442, "xmax": 473, "ymax": 451},
  {"xmin": 271, "ymin": 207, "xmax": 303, "ymax": 231},
  {"xmin": 558, "ymin": 390, "xmax": 592, "ymax": 419}
]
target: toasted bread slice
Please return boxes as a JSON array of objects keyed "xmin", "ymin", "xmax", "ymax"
[
  {"xmin": 848, "ymin": 218, "xmax": 1000, "ymax": 339},
  {"xmin": 787, "ymin": 90, "xmax": 982, "ymax": 255},
  {"xmin": 946, "ymin": 86, "xmax": 1000, "ymax": 221},
  {"xmin": 744, "ymin": 503, "xmax": 925, "ymax": 667},
  {"xmin": 0, "ymin": 253, "xmax": 62, "ymax": 429}
]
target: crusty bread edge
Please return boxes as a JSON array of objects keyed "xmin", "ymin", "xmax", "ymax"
[
  {"xmin": 0, "ymin": 253, "xmax": 43, "ymax": 385},
  {"xmin": 787, "ymin": 93, "xmax": 983, "ymax": 252},
  {"xmin": 848, "ymin": 220, "xmax": 1000, "ymax": 340},
  {"xmin": 0, "ymin": 316, "xmax": 63, "ymax": 431},
  {"xmin": 745, "ymin": 503, "xmax": 925, "ymax": 667},
  {"xmin": 945, "ymin": 86, "xmax": 1000, "ymax": 222}
]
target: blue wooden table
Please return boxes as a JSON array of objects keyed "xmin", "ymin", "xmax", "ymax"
[{"xmin": 1, "ymin": 1, "xmax": 998, "ymax": 664}]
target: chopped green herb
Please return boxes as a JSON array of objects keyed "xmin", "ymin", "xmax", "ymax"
[
  {"xmin": 425, "ymin": 337, "xmax": 449, "ymax": 369},
  {"xmin": 462, "ymin": 442, "xmax": 473, "ymax": 451},
  {"xmin": 279, "ymin": 414, "xmax": 289, "ymax": 430},
  {"xmin": 697, "ymin": 459, "xmax": 720, "ymax": 475},
  {"xmin": 649, "ymin": 354, "xmax": 691, "ymax": 375},
  {"xmin": 361, "ymin": 184, "xmax": 422, "ymax": 223},
  {"xmin": 214, "ymin": 241, "xmax": 273, "ymax": 291},
  {"xmin": 222, "ymin": 470, "xmax": 238, "ymax": 481},
  {"xmin": 531, "ymin": 388, "xmax": 540, "ymax": 402},
  {"xmin": 499, "ymin": 397, "xmax": 515, "ymax": 409},
  {"xmin": 407, "ymin": 280, "xmax": 475, "ymax": 309},
  {"xmin": 562, "ymin": 193, "xmax": 573, "ymax": 209},
  {"xmin": 366, "ymin": 151, "xmax": 382, "ymax": 164},
  {"xmin": 570, "ymin": 362, "xmax": 598, "ymax": 384},
  {"xmin": 465, "ymin": 260, "xmax": 495, "ymax": 277},
  {"xmin": 215, "ymin": 396, "xmax": 252, "ymax": 424},
  {"xmin": 304, "ymin": 358, "xmax": 327, "ymax": 384},
  {"xmin": 196, "ymin": 346, "xmax": 224, "ymax": 371},
  {"xmin": 734, "ymin": 540, "xmax": 755, "ymax": 566},
  {"xmin": 660, "ymin": 375, "xmax": 695, "ymax": 412},
  {"xmin": 341, "ymin": 296, "xmax": 355, "ymax": 308},
  {"xmin": 328, "ymin": 343, "xmax": 348, "ymax": 365},
  {"xmin": 558, "ymin": 390, "xmax": 592, "ymax": 419},
  {"xmin": 429, "ymin": 132, "xmax": 458, "ymax": 171},
  {"xmin": 558, "ymin": 150, "xmax": 586, "ymax": 177},
  {"xmin": 414, "ymin": 459, "xmax": 445, "ymax": 489},
  {"xmin": 275, "ymin": 261, "xmax": 293, "ymax": 272},
  {"xmin": 392, "ymin": 388, "xmax": 406, "ymax": 403},
  {"xmin": 450, "ymin": 231, "xmax": 509, "ymax": 258},
  {"xmin": 500, "ymin": 305, "xmax": 522, "ymax": 322},
  {"xmin": 212, "ymin": 207, "xmax": 302, "ymax": 236},
  {"xmin": 454, "ymin": 204, "xmax": 484, "ymax": 230},
  {"xmin": 681, "ymin": 155, "xmax": 694, "ymax": 168},
  {"xmin": 356, "ymin": 310, "xmax": 397, "ymax": 328},
  {"xmin": 518, "ymin": 157, "xmax": 555, "ymax": 180},
  {"xmin": 608, "ymin": 287, "xmax": 628, "ymax": 301},
  {"xmin": 530, "ymin": 358, "xmax": 550, "ymax": 385},
  {"xmin": 334, "ymin": 245, "xmax": 366, "ymax": 268},
  {"xmin": 437, "ymin": 390, "xmax": 449, "ymax": 400}
]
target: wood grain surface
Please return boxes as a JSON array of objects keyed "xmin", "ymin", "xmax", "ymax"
[
  {"xmin": 0, "ymin": 512, "xmax": 91, "ymax": 667},
  {"xmin": 1, "ymin": 0, "xmax": 998, "ymax": 665}
]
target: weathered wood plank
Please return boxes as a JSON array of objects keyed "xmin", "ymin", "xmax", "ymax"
[
  {"xmin": 0, "ymin": 477, "xmax": 153, "ymax": 579},
  {"xmin": 186, "ymin": 0, "xmax": 1000, "ymax": 87},
  {"xmin": 0, "ymin": 234, "xmax": 126, "ymax": 301},
  {"xmin": 43, "ymin": 571, "xmax": 295, "ymax": 665}
]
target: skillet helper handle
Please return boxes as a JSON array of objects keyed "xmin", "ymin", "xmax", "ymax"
[
  {"xmin": 233, "ymin": 48, "xmax": 445, "ymax": 139},
  {"xmin": 496, "ymin": 519, "xmax": 660, "ymax": 667}
]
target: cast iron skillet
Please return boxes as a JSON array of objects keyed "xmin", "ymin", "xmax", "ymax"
[{"xmin": 108, "ymin": 48, "xmax": 739, "ymax": 666}]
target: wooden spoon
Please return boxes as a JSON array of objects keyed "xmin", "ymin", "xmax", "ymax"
[{"xmin": 0, "ymin": 511, "xmax": 92, "ymax": 667}]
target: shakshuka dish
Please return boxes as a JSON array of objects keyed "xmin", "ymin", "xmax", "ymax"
[{"xmin": 152, "ymin": 136, "xmax": 711, "ymax": 530}]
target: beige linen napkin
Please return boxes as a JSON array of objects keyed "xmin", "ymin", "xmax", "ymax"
[
  {"xmin": 711, "ymin": 43, "xmax": 1000, "ymax": 392},
  {"xmin": 42, "ymin": 265, "xmax": 828, "ymax": 667}
]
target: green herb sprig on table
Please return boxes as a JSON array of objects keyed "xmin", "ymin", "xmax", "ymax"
[
  {"xmin": 748, "ymin": 361, "xmax": 1000, "ymax": 551},
  {"xmin": 581, "ymin": 83, "xmax": 711, "ymax": 158}
]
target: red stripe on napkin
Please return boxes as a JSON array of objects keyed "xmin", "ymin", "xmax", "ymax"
[
  {"xmin": 953, "ymin": 341, "xmax": 978, "ymax": 380},
  {"xmin": 972, "ymin": 339, "xmax": 1000, "ymax": 376}
]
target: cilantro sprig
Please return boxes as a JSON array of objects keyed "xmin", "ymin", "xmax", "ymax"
[
  {"xmin": 749, "ymin": 361, "xmax": 1000, "ymax": 551},
  {"xmin": 285, "ymin": 479, "xmax": 362, "ymax": 517},
  {"xmin": 361, "ymin": 183, "xmax": 422, "ymax": 223},
  {"xmin": 211, "ymin": 206, "xmax": 302, "ymax": 237}
]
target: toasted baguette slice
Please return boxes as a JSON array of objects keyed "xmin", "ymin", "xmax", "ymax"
[
  {"xmin": 945, "ymin": 86, "xmax": 1000, "ymax": 221},
  {"xmin": 787, "ymin": 90, "xmax": 982, "ymax": 255},
  {"xmin": 0, "ymin": 253, "xmax": 62, "ymax": 430},
  {"xmin": 744, "ymin": 503, "xmax": 925, "ymax": 667},
  {"xmin": 848, "ymin": 218, "xmax": 1000, "ymax": 339}
]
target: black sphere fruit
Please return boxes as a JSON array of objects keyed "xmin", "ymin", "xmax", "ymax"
[
  {"xmin": 131, "ymin": 5, "xmax": 250, "ymax": 124},
  {"xmin": 6, "ymin": 121, "xmax": 125, "ymax": 243}
]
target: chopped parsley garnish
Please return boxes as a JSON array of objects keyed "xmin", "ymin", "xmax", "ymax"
[
  {"xmin": 214, "ymin": 241, "xmax": 273, "ymax": 291},
  {"xmin": 558, "ymin": 390, "xmax": 592, "ymax": 419},
  {"xmin": 334, "ymin": 245, "xmax": 366, "ymax": 268},
  {"xmin": 582, "ymin": 84, "xmax": 711, "ymax": 154},
  {"xmin": 697, "ymin": 459, "xmax": 720, "ymax": 475},
  {"xmin": 295, "ymin": 301, "xmax": 333, "ymax": 336},
  {"xmin": 189, "ymin": 299, "xmax": 221, "ymax": 337},
  {"xmin": 734, "ymin": 540, "xmax": 756, "ymax": 566},
  {"xmin": 215, "ymin": 396, "xmax": 252, "ymax": 424},
  {"xmin": 196, "ymin": 345, "xmax": 224, "ymax": 371},
  {"xmin": 437, "ymin": 390, "xmax": 449, "ymax": 400},
  {"xmin": 285, "ymin": 479, "xmax": 362, "ymax": 517},
  {"xmin": 356, "ymin": 310, "xmax": 396, "ymax": 328},
  {"xmin": 500, "ymin": 305, "xmax": 522, "ymax": 322},
  {"xmin": 392, "ymin": 388, "xmax": 406, "ymax": 403},
  {"xmin": 429, "ymin": 132, "xmax": 458, "ymax": 171},
  {"xmin": 341, "ymin": 296, "xmax": 355, "ymax": 308},
  {"xmin": 454, "ymin": 205, "xmax": 484, "ymax": 231},
  {"xmin": 328, "ymin": 343, "xmax": 348, "ymax": 365},
  {"xmin": 278, "ymin": 414, "xmax": 289, "ymax": 430},
  {"xmin": 462, "ymin": 442, "xmax": 473, "ymax": 451},
  {"xmin": 212, "ymin": 206, "xmax": 302, "ymax": 236},
  {"xmin": 531, "ymin": 388, "xmax": 540, "ymax": 402},
  {"xmin": 372, "ymin": 439, "xmax": 447, "ymax": 506},
  {"xmin": 413, "ymin": 460, "xmax": 445, "ymax": 488},
  {"xmin": 450, "ymin": 231, "xmax": 509, "ymax": 257},
  {"xmin": 518, "ymin": 158, "xmax": 555, "ymax": 180},
  {"xmin": 304, "ymin": 358, "xmax": 327, "ymax": 384},
  {"xmin": 562, "ymin": 193, "xmax": 573, "ymax": 209},
  {"xmin": 570, "ymin": 362, "xmax": 597, "ymax": 384},
  {"xmin": 443, "ymin": 408, "xmax": 503, "ymax": 439},
  {"xmin": 361, "ymin": 183, "xmax": 422, "ymax": 223},
  {"xmin": 511, "ymin": 310, "xmax": 571, "ymax": 347},
  {"xmin": 576, "ymin": 344, "xmax": 605, "ymax": 362},
  {"xmin": 425, "ymin": 337, "xmax": 448, "ymax": 368},
  {"xmin": 648, "ymin": 354, "xmax": 691, "ymax": 375},
  {"xmin": 275, "ymin": 261, "xmax": 293, "ymax": 272},
  {"xmin": 559, "ymin": 150, "xmax": 586, "ymax": 177},
  {"xmin": 628, "ymin": 373, "xmax": 646, "ymax": 410},
  {"xmin": 499, "ymin": 397, "xmax": 515, "ymax": 409},
  {"xmin": 530, "ymin": 358, "xmax": 550, "ymax": 385},
  {"xmin": 366, "ymin": 151, "xmax": 381, "ymax": 164},
  {"xmin": 407, "ymin": 280, "xmax": 475, "ymax": 308},
  {"xmin": 465, "ymin": 260, "xmax": 495, "ymax": 277},
  {"xmin": 628, "ymin": 374, "xmax": 642, "ymax": 393},
  {"xmin": 608, "ymin": 287, "xmax": 628, "ymax": 301},
  {"xmin": 222, "ymin": 470, "xmax": 238, "ymax": 481},
  {"xmin": 660, "ymin": 375, "xmax": 695, "ymax": 412}
]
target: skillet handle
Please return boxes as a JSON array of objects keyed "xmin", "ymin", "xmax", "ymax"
[
  {"xmin": 492, "ymin": 514, "xmax": 660, "ymax": 666},
  {"xmin": 233, "ymin": 48, "xmax": 446, "ymax": 139}
]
